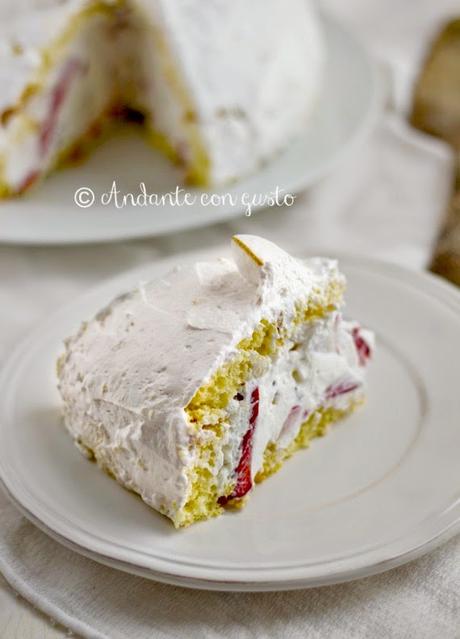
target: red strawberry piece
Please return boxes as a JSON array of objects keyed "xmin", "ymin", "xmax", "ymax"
[
  {"xmin": 325, "ymin": 380, "xmax": 360, "ymax": 400},
  {"xmin": 218, "ymin": 387, "xmax": 259, "ymax": 505},
  {"xmin": 352, "ymin": 326, "xmax": 371, "ymax": 366},
  {"xmin": 39, "ymin": 58, "xmax": 86, "ymax": 156},
  {"xmin": 17, "ymin": 170, "xmax": 40, "ymax": 194},
  {"xmin": 279, "ymin": 404, "xmax": 302, "ymax": 440}
]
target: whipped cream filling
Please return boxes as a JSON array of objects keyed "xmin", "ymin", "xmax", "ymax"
[{"xmin": 0, "ymin": 8, "xmax": 117, "ymax": 190}]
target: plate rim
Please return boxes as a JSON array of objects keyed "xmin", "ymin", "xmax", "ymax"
[
  {"xmin": 0, "ymin": 12, "xmax": 383, "ymax": 246},
  {"xmin": 1, "ymin": 477, "xmax": 459, "ymax": 592},
  {"xmin": 1, "ymin": 255, "xmax": 460, "ymax": 591}
]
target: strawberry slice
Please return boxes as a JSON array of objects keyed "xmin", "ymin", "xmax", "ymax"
[
  {"xmin": 218, "ymin": 387, "xmax": 260, "ymax": 505},
  {"xmin": 17, "ymin": 170, "xmax": 40, "ymax": 194},
  {"xmin": 352, "ymin": 326, "xmax": 371, "ymax": 366},
  {"xmin": 39, "ymin": 58, "xmax": 86, "ymax": 156},
  {"xmin": 279, "ymin": 404, "xmax": 302, "ymax": 441},
  {"xmin": 325, "ymin": 380, "xmax": 359, "ymax": 400}
]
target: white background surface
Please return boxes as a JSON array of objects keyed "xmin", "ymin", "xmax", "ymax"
[
  {"xmin": 0, "ymin": 573, "xmax": 64, "ymax": 638},
  {"xmin": 0, "ymin": 0, "xmax": 459, "ymax": 637}
]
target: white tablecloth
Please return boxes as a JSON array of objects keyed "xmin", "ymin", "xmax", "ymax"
[{"xmin": 1, "ymin": 1, "xmax": 459, "ymax": 637}]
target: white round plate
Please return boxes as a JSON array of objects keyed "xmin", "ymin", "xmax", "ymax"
[
  {"xmin": 0, "ymin": 15, "xmax": 381, "ymax": 245},
  {"xmin": 1, "ymin": 254, "xmax": 460, "ymax": 591}
]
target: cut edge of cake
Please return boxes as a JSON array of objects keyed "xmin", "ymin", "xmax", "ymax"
[{"xmin": 178, "ymin": 271, "xmax": 348, "ymax": 527}]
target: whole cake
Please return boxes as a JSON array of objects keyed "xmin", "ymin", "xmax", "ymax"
[
  {"xmin": 57, "ymin": 235, "xmax": 374, "ymax": 527},
  {"xmin": 0, "ymin": 0, "xmax": 323, "ymax": 196}
]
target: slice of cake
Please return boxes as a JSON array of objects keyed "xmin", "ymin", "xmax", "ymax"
[
  {"xmin": 0, "ymin": 0, "xmax": 121, "ymax": 197},
  {"xmin": 57, "ymin": 236, "xmax": 374, "ymax": 528},
  {"xmin": 0, "ymin": 0, "xmax": 323, "ymax": 196}
]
